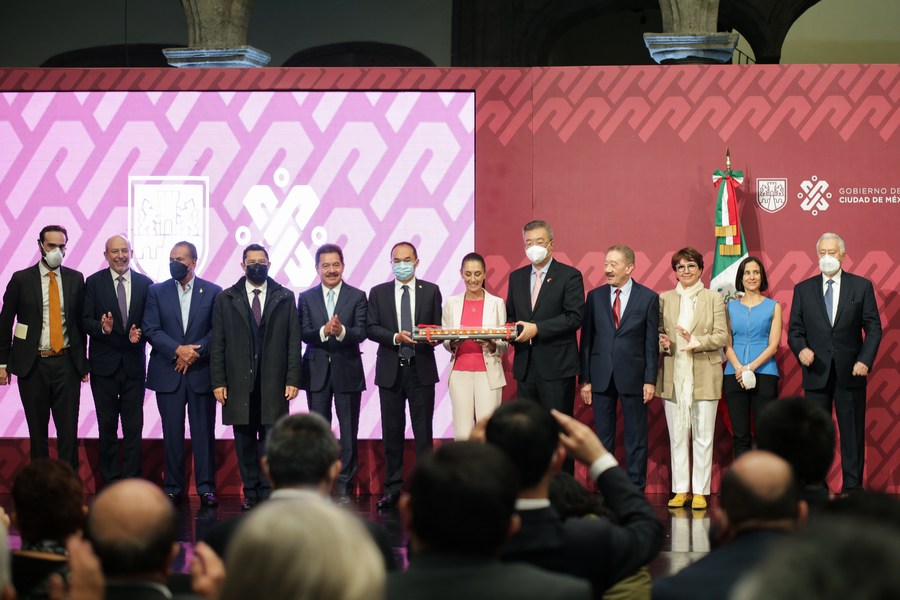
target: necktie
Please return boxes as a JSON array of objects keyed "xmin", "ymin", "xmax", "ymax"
[
  {"xmin": 613, "ymin": 288, "xmax": 621, "ymax": 329},
  {"xmin": 531, "ymin": 269, "xmax": 543, "ymax": 309},
  {"xmin": 326, "ymin": 288, "xmax": 336, "ymax": 319},
  {"xmin": 824, "ymin": 279, "xmax": 834, "ymax": 325},
  {"xmin": 117, "ymin": 275, "xmax": 128, "ymax": 326},
  {"xmin": 252, "ymin": 289, "xmax": 262, "ymax": 326},
  {"xmin": 48, "ymin": 272, "xmax": 63, "ymax": 352},
  {"xmin": 400, "ymin": 285, "xmax": 413, "ymax": 359}
]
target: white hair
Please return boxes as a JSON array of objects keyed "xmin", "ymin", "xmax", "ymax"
[
  {"xmin": 816, "ymin": 232, "xmax": 845, "ymax": 255},
  {"xmin": 222, "ymin": 498, "xmax": 385, "ymax": 600}
]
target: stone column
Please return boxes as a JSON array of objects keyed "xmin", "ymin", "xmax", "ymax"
[
  {"xmin": 164, "ymin": 0, "xmax": 270, "ymax": 68},
  {"xmin": 643, "ymin": 0, "xmax": 738, "ymax": 64}
]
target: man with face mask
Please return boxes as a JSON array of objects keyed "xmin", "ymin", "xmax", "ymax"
[
  {"xmin": 143, "ymin": 241, "xmax": 222, "ymax": 507},
  {"xmin": 82, "ymin": 235, "xmax": 153, "ymax": 484},
  {"xmin": 505, "ymin": 221, "xmax": 584, "ymax": 473},
  {"xmin": 788, "ymin": 232, "xmax": 882, "ymax": 493},
  {"xmin": 366, "ymin": 241, "xmax": 442, "ymax": 510},
  {"xmin": 0, "ymin": 225, "xmax": 89, "ymax": 468},
  {"xmin": 211, "ymin": 243, "xmax": 302, "ymax": 511}
]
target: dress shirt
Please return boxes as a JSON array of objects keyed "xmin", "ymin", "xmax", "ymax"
[
  {"xmin": 611, "ymin": 277, "xmax": 633, "ymax": 317},
  {"xmin": 393, "ymin": 277, "xmax": 417, "ymax": 345},
  {"xmin": 319, "ymin": 281, "xmax": 346, "ymax": 342},
  {"xmin": 38, "ymin": 261, "xmax": 69, "ymax": 350},
  {"xmin": 822, "ymin": 270, "xmax": 842, "ymax": 324},
  {"xmin": 109, "ymin": 267, "xmax": 132, "ymax": 315},
  {"xmin": 530, "ymin": 257, "xmax": 554, "ymax": 294},
  {"xmin": 177, "ymin": 276, "xmax": 193, "ymax": 334},
  {"xmin": 245, "ymin": 279, "xmax": 268, "ymax": 313}
]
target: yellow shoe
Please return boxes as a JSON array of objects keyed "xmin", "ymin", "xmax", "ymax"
[
  {"xmin": 667, "ymin": 493, "xmax": 692, "ymax": 508},
  {"xmin": 692, "ymin": 494, "xmax": 707, "ymax": 510}
]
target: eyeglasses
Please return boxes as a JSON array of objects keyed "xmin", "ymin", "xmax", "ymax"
[
  {"xmin": 245, "ymin": 260, "xmax": 269, "ymax": 267},
  {"xmin": 676, "ymin": 264, "xmax": 699, "ymax": 273}
]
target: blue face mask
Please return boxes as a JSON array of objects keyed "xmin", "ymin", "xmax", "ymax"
[{"xmin": 392, "ymin": 261, "xmax": 415, "ymax": 281}]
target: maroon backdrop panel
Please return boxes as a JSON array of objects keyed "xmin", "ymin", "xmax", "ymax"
[{"xmin": 0, "ymin": 65, "xmax": 897, "ymax": 495}]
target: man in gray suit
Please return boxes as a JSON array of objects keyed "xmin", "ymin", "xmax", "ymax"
[{"xmin": 298, "ymin": 243, "xmax": 367, "ymax": 503}]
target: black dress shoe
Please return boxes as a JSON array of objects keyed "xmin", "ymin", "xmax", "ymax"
[
  {"xmin": 166, "ymin": 493, "xmax": 183, "ymax": 506},
  {"xmin": 200, "ymin": 492, "xmax": 218, "ymax": 507},
  {"xmin": 376, "ymin": 493, "xmax": 399, "ymax": 510},
  {"xmin": 240, "ymin": 497, "xmax": 258, "ymax": 512}
]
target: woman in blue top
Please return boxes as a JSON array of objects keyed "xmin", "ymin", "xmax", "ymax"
[{"xmin": 724, "ymin": 256, "xmax": 782, "ymax": 458}]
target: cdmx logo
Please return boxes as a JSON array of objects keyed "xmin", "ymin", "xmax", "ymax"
[{"xmin": 798, "ymin": 175, "xmax": 832, "ymax": 216}]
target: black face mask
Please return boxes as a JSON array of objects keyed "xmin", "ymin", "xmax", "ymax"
[
  {"xmin": 246, "ymin": 264, "xmax": 269, "ymax": 285},
  {"xmin": 169, "ymin": 261, "xmax": 189, "ymax": 281}
]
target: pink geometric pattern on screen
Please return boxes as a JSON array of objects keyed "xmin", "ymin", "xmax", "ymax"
[{"xmin": 0, "ymin": 91, "xmax": 475, "ymax": 440}]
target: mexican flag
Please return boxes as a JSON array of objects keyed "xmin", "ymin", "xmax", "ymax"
[{"xmin": 710, "ymin": 162, "xmax": 747, "ymax": 301}]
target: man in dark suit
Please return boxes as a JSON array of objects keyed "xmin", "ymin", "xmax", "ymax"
[
  {"xmin": 366, "ymin": 241, "xmax": 442, "ymax": 510},
  {"xmin": 580, "ymin": 245, "xmax": 659, "ymax": 491},
  {"xmin": 211, "ymin": 244, "xmax": 301, "ymax": 511},
  {"xmin": 388, "ymin": 441, "xmax": 591, "ymax": 600},
  {"xmin": 82, "ymin": 235, "xmax": 153, "ymax": 484},
  {"xmin": 652, "ymin": 450, "xmax": 806, "ymax": 600},
  {"xmin": 202, "ymin": 412, "xmax": 396, "ymax": 571},
  {"xmin": 0, "ymin": 225, "xmax": 88, "ymax": 468},
  {"xmin": 143, "ymin": 241, "xmax": 221, "ymax": 507},
  {"xmin": 485, "ymin": 401, "xmax": 663, "ymax": 598},
  {"xmin": 788, "ymin": 232, "xmax": 882, "ymax": 492},
  {"xmin": 506, "ymin": 220, "xmax": 584, "ymax": 415},
  {"xmin": 298, "ymin": 243, "xmax": 367, "ymax": 504}
]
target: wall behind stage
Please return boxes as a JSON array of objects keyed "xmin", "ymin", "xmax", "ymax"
[{"xmin": 0, "ymin": 65, "xmax": 896, "ymax": 494}]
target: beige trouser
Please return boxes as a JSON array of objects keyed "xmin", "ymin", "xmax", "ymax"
[
  {"xmin": 663, "ymin": 398, "xmax": 719, "ymax": 495},
  {"xmin": 448, "ymin": 370, "xmax": 501, "ymax": 440}
]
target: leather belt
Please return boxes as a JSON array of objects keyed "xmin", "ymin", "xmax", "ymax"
[
  {"xmin": 38, "ymin": 348, "xmax": 70, "ymax": 358},
  {"xmin": 399, "ymin": 356, "xmax": 416, "ymax": 367}
]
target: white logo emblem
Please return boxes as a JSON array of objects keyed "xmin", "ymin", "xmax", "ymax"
[
  {"xmin": 756, "ymin": 178, "xmax": 787, "ymax": 213},
  {"xmin": 128, "ymin": 176, "xmax": 210, "ymax": 282},
  {"xmin": 798, "ymin": 175, "xmax": 831, "ymax": 216}
]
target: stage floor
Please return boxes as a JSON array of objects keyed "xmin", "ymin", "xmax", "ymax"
[{"xmin": 2, "ymin": 492, "xmax": 710, "ymax": 579}]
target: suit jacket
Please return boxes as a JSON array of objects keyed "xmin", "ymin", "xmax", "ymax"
[
  {"xmin": 441, "ymin": 290, "xmax": 508, "ymax": 389},
  {"xmin": 506, "ymin": 259, "xmax": 584, "ymax": 381},
  {"xmin": 298, "ymin": 282, "xmax": 367, "ymax": 393},
  {"xmin": 143, "ymin": 277, "xmax": 221, "ymax": 395},
  {"xmin": 366, "ymin": 278, "xmax": 442, "ymax": 388},
  {"xmin": 210, "ymin": 277, "xmax": 302, "ymax": 426},
  {"xmin": 656, "ymin": 288, "xmax": 727, "ymax": 401},
  {"xmin": 503, "ymin": 467, "xmax": 664, "ymax": 598},
  {"xmin": 387, "ymin": 553, "xmax": 591, "ymax": 600},
  {"xmin": 652, "ymin": 529, "xmax": 787, "ymax": 600},
  {"xmin": 0, "ymin": 263, "xmax": 88, "ymax": 376},
  {"xmin": 788, "ymin": 271, "xmax": 882, "ymax": 390},
  {"xmin": 82, "ymin": 268, "xmax": 153, "ymax": 379},
  {"xmin": 580, "ymin": 281, "xmax": 659, "ymax": 395}
]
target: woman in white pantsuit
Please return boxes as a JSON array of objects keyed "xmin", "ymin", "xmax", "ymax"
[
  {"xmin": 442, "ymin": 253, "xmax": 508, "ymax": 440},
  {"xmin": 657, "ymin": 247, "xmax": 727, "ymax": 511}
]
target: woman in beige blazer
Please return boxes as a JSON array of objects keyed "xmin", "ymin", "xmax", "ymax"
[
  {"xmin": 442, "ymin": 253, "xmax": 508, "ymax": 440},
  {"xmin": 657, "ymin": 247, "xmax": 727, "ymax": 510}
]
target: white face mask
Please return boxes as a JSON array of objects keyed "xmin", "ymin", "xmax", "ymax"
[
  {"xmin": 819, "ymin": 254, "xmax": 840, "ymax": 276},
  {"xmin": 43, "ymin": 247, "xmax": 64, "ymax": 269},
  {"xmin": 525, "ymin": 245, "xmax": 548, "ymax": 265}
]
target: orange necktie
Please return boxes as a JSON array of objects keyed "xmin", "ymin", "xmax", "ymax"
[{"xmin": 48, "ymin": 272, "xmax": 63, "ymax": 352}]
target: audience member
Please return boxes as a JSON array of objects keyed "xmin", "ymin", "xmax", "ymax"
[
  {"xmin": 652, "ymin": 451, "xmax": 806, "ymax": 600},
  {"xmin": 84, "ymin": 479, "xmax": 191, "ymax": 600},
  {"xmin": 484, "ymin": 401, "xmax": 663, "ymax": 598},
  {"xmin": 0, "ymin": 522, "xmax": 15, "ymax": 600},
  {"xmin": 756, "ymin": 396, "xmax": 835, "ymax": 506},
  {"xmin": 388, "ymin": 441, "xmax": 591, "ymax": 600},
  {"xmin": 222, "ymin": 499, "xmax": 384, "ymax": 600},
  {"xmin": 202, "ymin": 412, "xmax": 396, "ymax": 571},
  {"xmin": 11, "ymin": 459, "xmax": 84, "ymax": 600}
]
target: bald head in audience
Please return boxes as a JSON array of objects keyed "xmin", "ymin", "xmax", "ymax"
[
  {"xmin": 85, "ymin": 480, "xmax": 179, "ymax": 583},
  {"xmin": 718, "ymin": 450, "xmax": 806, "ymax": 541}
]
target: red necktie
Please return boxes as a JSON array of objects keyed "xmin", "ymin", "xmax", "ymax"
[
  {"xmin": 613, "ymin": 289, "xmax": 621, "ymax": 329},
  {"xmin": 48, "ymin": 272, "xmax": 64, "ymax": 352}
]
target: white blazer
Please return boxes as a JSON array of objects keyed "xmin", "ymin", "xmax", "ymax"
[{"xmin": 441, "ymin": 290, "xmax": 508, "ymax": 390}]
